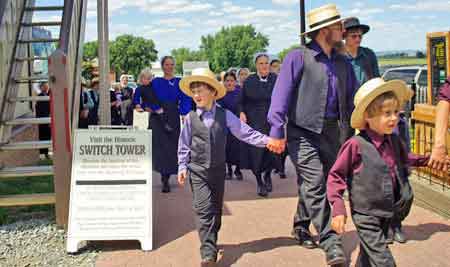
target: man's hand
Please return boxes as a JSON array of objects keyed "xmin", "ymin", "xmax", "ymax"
[
  {"xmin": 239, "ymin": 112, "xmax": 247, "ymax": 123},
  {"xmin": 428, "ymin": 145, "xmax": 448, "ymax": 172},
  {"xmin": 331, "ymin": 215, "xmax": 346, "ymax": 235},
  {"xmin": 178, "ymin": 170, "xmax": 187, "ymax": 186},
  {"xmin": 267, "ymin": 138, "xmax": 286, "ymax": 154}
]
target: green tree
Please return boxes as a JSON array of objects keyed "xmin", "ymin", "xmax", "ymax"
[
  {"xmin": 170, "ymin": 47, "xmax": 206, "ymax": 74},
  {"xmin": 279, "ymin": 44, "xmax": 301, "ymax": 61},
  {"xmin": 109, "ymin": 34, "xmax": 158, "ymax": 78},
  {"xmin": 199, "ymin": 25, "xmax": 269, "ymax": 72},
  {"xmin": 82, "ymin": 41, "xmax": 98, "ymax": 61}
]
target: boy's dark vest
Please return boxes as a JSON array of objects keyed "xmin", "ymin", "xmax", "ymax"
[
  {"xmin": 188, "ymin": 106, "xmax": 227, "ymax": 171},
  {"xmin": 288, "ymin": 45, "xmax": 352, "ymax": 141},
  {"xmin": 349, "ymin": 132, "xmax": 413, "ymax": 219}
]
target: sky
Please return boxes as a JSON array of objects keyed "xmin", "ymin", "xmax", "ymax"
[{"xmin": 35, "ymin": 0, "xmax": 450, "ymax": 57}]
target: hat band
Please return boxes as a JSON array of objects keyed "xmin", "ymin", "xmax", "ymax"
[{"xmin": 309, "ymin": 15, "xmax": 341, "ymax": 29}]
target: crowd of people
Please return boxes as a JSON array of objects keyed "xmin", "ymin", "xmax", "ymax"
[{"xmin": 62, "ymin": 4, "xmax": 450, "ymax": 267}]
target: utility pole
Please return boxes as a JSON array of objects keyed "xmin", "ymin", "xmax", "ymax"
[
  {"xmin": 300, "ymin": 0, "xmax": 306, "ymax": 45},
  {"xmin": 97, "ymin": 0, "xmax": 111, "ymax": 125}
]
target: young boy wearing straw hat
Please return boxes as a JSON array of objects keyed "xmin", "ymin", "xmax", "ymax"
[
  {"xmin": 177, "ymin": 68, "xmax": 280, "ymax": 267},
  {"xmin": 327, "ymin": 78, "xmax": 431, "ymax": 266}
]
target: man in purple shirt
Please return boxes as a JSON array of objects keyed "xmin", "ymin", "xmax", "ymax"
[
  {"xmin": 267, "ymin": 4, "xmax": 358, "ymax": 266},
  {"xmin": 429, "ymin": 76, "xmax": 450, "ymax": 171},
  {"xmin": 177, "ymin": 68, "xmax": 278, "ymax": 267}
]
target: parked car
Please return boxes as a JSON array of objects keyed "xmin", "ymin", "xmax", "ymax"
[{"xmin": 382, "ymin": 65, "xmax": 428, "ymax": 116}]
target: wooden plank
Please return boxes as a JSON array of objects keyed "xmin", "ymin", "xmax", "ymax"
[
  {"xmin": 0, "ymin": 193, "xmax": 55, "ymax": 207},
  {"xmin": 0, "ymin": 165, "xmax": 53, "ymax": 178},
  {"xmin": 0, "ymin": 140, "xmax": 52, "ymax": 150}
]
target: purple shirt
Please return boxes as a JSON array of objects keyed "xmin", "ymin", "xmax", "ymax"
[
  {"xmin": 217, "ymin": 86, "xmax": 241, "ymax": 114},
  {"xmin": 178, "ymin": 103, "xmax": 269, "ymax": 173},
  {"xmin": 438, "ymin": 76, "xmax": 450, "ymax": 102},
  {"xmin": 268, "ymin": 41, "xmax": 359, "ymax": 138},
  {"xmin": 327, "ymin": 128, "xmax": 429, "ymax": 217}
]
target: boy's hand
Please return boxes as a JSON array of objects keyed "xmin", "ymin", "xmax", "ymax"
[
  {"xmin": 178, "ymin": 170, "xmax": 187, "ymax": 186},
  {"xmin": 135, "ymin": 105, "xmax": 144, "ymax": 112},
  {"xmin": 331, "ymin": 215, "xmax": 347, "ymax": 234},
  {"xmin": 267, "ymin": 138, "xmax": 286, "ymax": 154}
]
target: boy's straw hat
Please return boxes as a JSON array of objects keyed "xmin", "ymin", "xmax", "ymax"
[
  {"xmin": 351, "ymin": 78, "xmax": 414, "ymax": 129},
  {"xmin": 180, "ymin": 68, "xmax": 226, "ymax": 100},
  {"xmin": 302, "ymin": 4, "xmax": 344, "ymax": 35}
]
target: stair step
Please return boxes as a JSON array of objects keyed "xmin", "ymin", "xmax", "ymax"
[
  {"xmin": 22, "ymin": 21, "xmax": 62, "ymax": 27},
  {"xmin": 0, "ymin": 165, "xmax": 53, "ymax": 178},
  {"xmin": 0, "ymin": 193, "xmax": 55, "ymax": 207},
  {"xmin": 14, "ymin": 75, "xmax": 48, "ymax": 83},
  {"xmin": 0, "ymin": 141, "xmax": 52, "ymax": 151},
  {"xmin": 25, "ymin": 6, "xmax": 64, "ymax": 11},
  {"xmin": 4, "ymin": 117, "xmax": 51, "ymax": 126},
  {"xmin": 18, "ymin": 38, "xmax": 59, "ymax": 43},
  {"xmin": 15, "ymin": 56, "xmax": 49, "ymax": 61},
  {"xmin": 9, "ymin": 96, "xmax": 50, "ymax": 102}
]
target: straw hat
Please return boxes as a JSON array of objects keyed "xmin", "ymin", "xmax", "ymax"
[
  {"xmin": 180, "ymin": 68, "xmax": 226, "ymax": 100},
  {"xmin": 351, "ymin": 78, "xmax": 414, "ymax": 129},
  {"xmin": 303, "ymin": 4, "xmax": 344, "ymax": 35}
]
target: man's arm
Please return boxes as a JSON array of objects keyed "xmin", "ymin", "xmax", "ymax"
[{"xmin": 267, "ymin": 49, "xmax": 304, "ymax": 139}]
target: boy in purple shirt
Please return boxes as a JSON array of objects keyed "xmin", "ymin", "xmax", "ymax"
[
  {"xmin": 177, "ymin": 68, "xmax": 279, "ymax": 267},
  {"xmin": 327, "ymin": 78, "xmax": 430, "ymax": 267}
]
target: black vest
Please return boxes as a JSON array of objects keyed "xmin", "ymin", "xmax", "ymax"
[
  {"xmin": 349, "ymin": 133, "xmax": 413, "ymax": 218},
  {"xmin": 188, "ymin": 106, "xmax": 227, "ymax": 171},
  {"xmin": 288, "ymin": 45, "xmax": 352, "ymax": 140}
]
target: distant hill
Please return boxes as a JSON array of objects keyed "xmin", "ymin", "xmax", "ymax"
[{"xmin": 376, "ymin": 49, "xmax": 426, "ymax": 57}]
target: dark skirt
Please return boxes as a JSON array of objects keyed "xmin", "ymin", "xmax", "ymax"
[
  {"xmin": 150, "ymin": 102, "xmax": 180, "ymax": 176},
  {"xmin": 225, "ymin": 132, "xmax": 241, "ymax": 166}
]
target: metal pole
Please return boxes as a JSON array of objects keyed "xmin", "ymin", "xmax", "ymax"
[
  {"xmin": 300, "ymin": 0, "xmax": 306, "ymax": 45},
  {"xmin": 97, "ymin": 0, "xmax": 111, "ymax": 125}
]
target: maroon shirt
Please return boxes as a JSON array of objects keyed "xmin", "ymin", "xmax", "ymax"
[
  {"xmin": 327, "ymin": 128, "xmax": 429, "ymax": 217},
  {"xmin": 438, "ymin": 76, "xmax": 450, "ymax": 102}
]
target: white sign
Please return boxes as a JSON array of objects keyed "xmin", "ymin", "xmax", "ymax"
[
  {"xmin": 67, "ymin": 128, "xmax": 152, "ymax": 252},
  {"xmin": 133, "ymin": 110, "xmax": 149, "ymax": 130}
]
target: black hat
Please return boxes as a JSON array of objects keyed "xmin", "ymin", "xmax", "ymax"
[{"xmin": 344, "ymin": 17, "xmax": 370, "ymax": 34}]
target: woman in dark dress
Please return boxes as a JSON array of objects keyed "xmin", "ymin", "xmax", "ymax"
[
  {"xmin": 35, "ymin": 82, "xmax": 51, "ymax": 158},
  {"xmin": 150, "ymin": 56, "xmax": 192, "ymax": 193},
  {"xmin": 218, "ymin": 72, "xmax": 243, "ymax": 180},
  {"xmin": 238, "ymin": 53, "xmax": 277, "ymax": 197}
]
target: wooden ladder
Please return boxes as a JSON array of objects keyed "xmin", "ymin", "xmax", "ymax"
[{"xmin": 0, "ymin": 2, "xmax": 64, "ymax": 207}]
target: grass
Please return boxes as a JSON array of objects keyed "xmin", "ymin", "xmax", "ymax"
[
  {"xmin": 379, "ymin": 57, "xmax": 427, "ymax": 66},
  {"xmin": 0, "ymin": 159, "xmax": 55, "ymax": 225}
]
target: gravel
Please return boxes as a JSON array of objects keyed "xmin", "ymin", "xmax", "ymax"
[{"xmin": 0, "ymin": 218, "xmax": 99, "ymax": 267}]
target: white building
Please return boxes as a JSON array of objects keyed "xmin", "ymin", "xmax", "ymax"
[
  {"xmin": 151, "ymin": 62, "xmax": 164, "ymax": 78},
  {"xmin": 182, "ymin": 61, "xmax": 209, "ymax": 76}
]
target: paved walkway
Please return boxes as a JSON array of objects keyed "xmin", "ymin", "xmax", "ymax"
[{"xmin": 95, "ymin": 162, "xmax": 450, "ymax": 267}]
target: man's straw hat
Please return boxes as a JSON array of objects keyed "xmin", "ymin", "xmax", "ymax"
[
  {"xmin": 180, "ymin": 68, "xmax": 226, "ymax": 100},
  {"xmin": 351, "ymin": 78, "xmax": 414, "ymax": 129},
  {"xmin": 302, "ymin": 4, "xmax": 344, "ymax": 35}
]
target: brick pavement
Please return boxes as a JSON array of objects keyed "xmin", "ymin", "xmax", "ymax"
[{"xmin": 95, "ymin": 162, "xmax": 450, "ymax": 267}]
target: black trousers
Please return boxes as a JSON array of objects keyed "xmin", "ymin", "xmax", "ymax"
[
  {"xmin": 287, "ymin": 120, "xmax": 341, "ymax": 251},
  {"xmin": 189, "ymin": 164, "xmax": 226, "ymax": 260},
  {"xmin": 352, "ymin": 211, "xmax": 396, "ymax": 267}
]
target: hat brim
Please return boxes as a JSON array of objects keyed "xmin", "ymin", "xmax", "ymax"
[
  {"xmin": 351, "ymin": 80, "xmax": 414, "ymax": 129},
  {"xmin": 301, "ymin": 17, "xmax": 345, "ymax": 36},
  {"xmin": 345, "ymin": 24, "xmax": 370, "ymax": 34},
  {"xmin": 180, "ymin": 75, "xmax": 226, "ymax": 100}
]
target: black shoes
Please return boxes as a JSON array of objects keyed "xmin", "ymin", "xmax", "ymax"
[
  {"xmin": 234, "ymin": 169, "xmax": 243, "ymax": 180},
  {"xmin": 279, "ymin": 171, "xmax": 287, "ymax": 179},
  {"xmin": 393, "ymin": 227, "xmax": 407, "ymax": 243},
  {"xmin": 291, "ymin": 229, "xmax": 318, "ymax": 249},
  {"xmin": 257, "ymin": 184, "xmax": 268, "ymax": 197},
  {"xmin": 161, "ymin": 177, "xmax": 171, "ymax": 193},
  {"xmin": 225, "ymin": 172, "xmax": 232, "ymax": 180},
  {"xmin": 325, "ymin": 244, "xmax": 346, "ymax": 266},
  {"xmin": 263, "ymin": 172, "xmax": 272, "ymax": 192}
]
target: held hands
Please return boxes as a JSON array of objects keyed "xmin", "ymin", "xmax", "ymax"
[
  {"xmin": 178, "ymin": 170, "xmax": 187, "ymax": 186},
  {"xmin": 428, "ymin": 145, "xmax": 448, "ymax": 172},
  {"xmin": 267, "ymin": 138, "xmax": 286, "ymax": 154},
  {"xmin": 331, "ymin": 215, "xmax": 347, "ymax": 235}
]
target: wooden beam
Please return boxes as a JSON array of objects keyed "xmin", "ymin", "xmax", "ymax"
[{"xmin": 0, "ymin": 193, "xmax": 56, "ymax": 207}]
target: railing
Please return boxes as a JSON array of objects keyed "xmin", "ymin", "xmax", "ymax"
[{"xmin": 411, "ymin": 104, "xmax": 450, "ymax": 190}]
